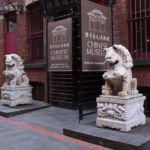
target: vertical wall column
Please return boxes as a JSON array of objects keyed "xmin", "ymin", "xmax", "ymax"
[
  {"xmin": 113, "ymin": 0, "xmax": 129, "ymax": 47},
  {"xmin": 16, "ymin": 10, "xmax": 28, "ymax": 59},
  {"xmin": 0, "ymin": 15, "xmax": 5, "ymax": 86}
]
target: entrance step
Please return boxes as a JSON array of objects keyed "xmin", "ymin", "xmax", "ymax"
[
  {"xmin": 63, "ymin": 120, "xmax": 150, "ymax": 150},
  {"xmin": 0, "ymin": 100, "xmax": 50, "ymax": 117}
]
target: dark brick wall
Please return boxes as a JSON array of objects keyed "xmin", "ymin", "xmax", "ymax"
[
  {"xmin": 0, "ymin": 0, "xmax": 47, "ymax": 101},
  {"xmin": 133, "ymin": 67, "xmax": 150, "ymax": 87},
  {"xmin": 16, "ymin": 11, "xmax": 28, "ymax": 58},
  {"xmin": 113, "ymin": 0, "xmax": 129, "ymax": 47}
]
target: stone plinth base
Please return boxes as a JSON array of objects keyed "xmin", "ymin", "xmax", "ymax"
[
  {"xmin": 96, "ymin": 94, "xmax": 146, "ymax": 132},
  {"xmin": 0, "ymin": 86, "xmax": 33, "ymax": 107}
]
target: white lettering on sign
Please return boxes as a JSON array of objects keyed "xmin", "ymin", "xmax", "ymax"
[{"xmin": 86, "ymin": 41, "xmax": 107, "ymax": 56}]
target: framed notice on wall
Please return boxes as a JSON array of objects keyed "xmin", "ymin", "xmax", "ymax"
[
  {"xmin": 48, "ymin": 18, "xmax": 72, "ymax": 71},
  {"xmin": 81, "ymin": 0, "xmax": 112, "ymax": 71}
]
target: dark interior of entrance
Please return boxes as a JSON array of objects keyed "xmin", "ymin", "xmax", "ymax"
[
  {"xmin": 138, "ymin": 87, "xmax": 150, "ymax": 116},
  {"xmin": 45, "ymin": 0, "xmax": 107, "ymax": 110}
]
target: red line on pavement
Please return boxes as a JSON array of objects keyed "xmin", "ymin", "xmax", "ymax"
[{"xmin": 0, "ymin": 116, "xmax": 111, "ymax": 150}]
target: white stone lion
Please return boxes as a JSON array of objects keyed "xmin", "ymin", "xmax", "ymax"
[
  {"xmin": 3, "ymin": 54, "xmax": 29, "ymax": 86},
  {"xmin": 102, "ymin": 44, "xmax": 138, "ymax": 97}
]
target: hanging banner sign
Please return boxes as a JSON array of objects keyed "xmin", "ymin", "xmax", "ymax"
[
  {"xmin": 48, "ymin": 18, "xmax": 72, "ymax": 71},
  {"xmin": 81, "ymin": 0, "xmax": 112, "ymax": 71}
]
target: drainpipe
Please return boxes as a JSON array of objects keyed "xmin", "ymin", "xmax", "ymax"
[{"xmin": 109, "ymin": 0, "xmax": 116, "ymax": 45}]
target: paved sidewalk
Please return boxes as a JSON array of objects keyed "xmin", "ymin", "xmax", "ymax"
[
  {"xmin": 13, "ymin": 107, "xmax": 80, "ymax": 133},
  {"xmin": 0, "ymin": 107, "xmax": 111, "ymax": 150}
]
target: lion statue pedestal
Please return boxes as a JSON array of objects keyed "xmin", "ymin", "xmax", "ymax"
[
  {"xmin": 96, "ymin": 45, "xmax": 146, "ymax": 132},
  {"xmin": 0, "ymin": 54, "xmax": 33, "ymax": 107},
  {"xmin": 97, "ymin": 95, "xmax": 146, "ymax": 132},
  {"xmin": 1, "ymin": 86, "xmax": 33, "ymax": 107}
]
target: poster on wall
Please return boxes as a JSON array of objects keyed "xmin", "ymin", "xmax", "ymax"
[
  {"xmin": 48, "ymin": 18, "xmax": 72, "ymax": 71},
  {"xmin": 81, "ymin": 0, "xmax": 112, "ymax": 71}
]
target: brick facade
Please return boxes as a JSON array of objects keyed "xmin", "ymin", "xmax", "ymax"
[
  {"xmin": 112, "ymin": 0, "xmax": 149, "ymax": 87},
  {"xmin": 0, "ymin": 0, "xmax": 47, "ymax": 101},
  {"xmin": 0, "ymin": 0, "xmax": 149, "ymax": 101},
  {"xmin": 113, "ymin": 0, "xmax": 129, "ymax": 47},
  {"xmin": 0, "ymin": 16, "xmax": 5, "ymax": 86}
]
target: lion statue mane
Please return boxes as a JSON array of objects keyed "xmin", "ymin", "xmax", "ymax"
[
  {"xmin": 3, "ymin": 54, "xmax": 29, "ymax": 86},
  {"xmin": 102, "ymin": 44, "xmax": 138, "ymax": 97}
]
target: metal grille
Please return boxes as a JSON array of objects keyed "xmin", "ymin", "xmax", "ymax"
[
  {"xmin": 27, "ymin": 4, "xmax": 44, "ymax": 64},
  {"xmin": 129, "ymin": 0, "xmax": 150, "ymax": 60},
  {"xmin": 48, "ymin": 72, "xmax": 76, "ymax": 107}
]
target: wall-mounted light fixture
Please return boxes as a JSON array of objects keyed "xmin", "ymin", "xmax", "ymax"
[{"xmin": 0, "ymin": 0, "xmax": 24, "ymax": 15}]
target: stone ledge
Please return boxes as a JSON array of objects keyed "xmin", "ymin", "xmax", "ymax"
[
  {"xmin": 63, "ymin": 121, "xmax": 150, "ymax": 150},
  {"xmin": 0, "ymin": 100, "xmax": 50, "ymax": 117},
  {"xmin": 97, "ymin": 94, "xmax": 145, "ymax": 105}
]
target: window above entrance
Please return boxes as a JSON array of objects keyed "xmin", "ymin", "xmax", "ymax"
[
  {"xmin": 129, "ymin": 0, "xmax": 150, "ymax": 60},
  {"xmin": 26, "ymin": 2, "xmax": 44, "ymax": 64}
]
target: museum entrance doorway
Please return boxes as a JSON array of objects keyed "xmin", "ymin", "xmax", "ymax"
[{"xmin": 39, "ymin": 0, "xmax": 113, "ymax": 119}]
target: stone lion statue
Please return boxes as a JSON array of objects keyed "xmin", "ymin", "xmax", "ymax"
[
  {"xmin": 3, "ymin": 54, "xmax": 29, "ymax": 86},
  {"xmin": 102, "ymin": 44, "xmax": 138, "ymax": 97}
]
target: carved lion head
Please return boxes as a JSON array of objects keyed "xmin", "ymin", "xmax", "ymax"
[
  {"xmin": 104, "ymin": 44, "xmax": 133, "ymax": 69},
  {"xmin": 5, "ymin": 54, "xmax": 24, "ymax": 70}
]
